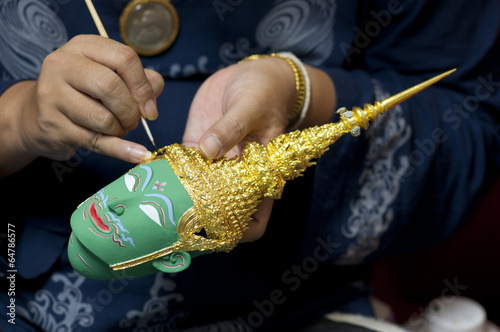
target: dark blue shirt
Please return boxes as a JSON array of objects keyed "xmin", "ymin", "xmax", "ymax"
[{"xmin": 1, "ymin": 0, "xmax": 500, "ymax": 331}]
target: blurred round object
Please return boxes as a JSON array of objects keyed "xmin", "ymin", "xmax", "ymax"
[
  {"xmin": 426, "ymin": 296, "xmax": 486, "ymax": 332},
  {"xmin": 120, "ymin": 0, "xmax": 179, "ymax": 56}
]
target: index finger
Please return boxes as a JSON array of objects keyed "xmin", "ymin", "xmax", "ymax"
[{"xmin": 77, "ymin": 128, "xmax": 152, "ymax": 163}]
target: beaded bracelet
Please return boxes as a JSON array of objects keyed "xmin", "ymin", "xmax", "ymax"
[{"xmin": 239, "ymin": 52, "xmax": 311, "ymax": 130}]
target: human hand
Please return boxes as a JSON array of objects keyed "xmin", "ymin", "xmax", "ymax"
[
  {"xmin": 18, "ymin": 35, "xmax": 164, "ymax": 163},
  {"xmin": 182, "ymin": 57, "xmax": 297, "ymax": 242}
]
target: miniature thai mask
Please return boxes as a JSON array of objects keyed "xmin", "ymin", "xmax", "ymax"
[
  {"xmin": 68, "ymin": 69, "xmax": 454, "ymax": 280},
  {"xmin": 68, "ymin": 159, "xmax": 198, "ymax": 279}
]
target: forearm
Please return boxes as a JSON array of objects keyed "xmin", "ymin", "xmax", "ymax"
[{"xmin": 0, "ymin": 80, "xmax": 38, "ymax": 178}]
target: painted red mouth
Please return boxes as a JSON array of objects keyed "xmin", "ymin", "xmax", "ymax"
[{"xmin": 89, "ymin": 201, "xmax": 111, "ymax": 233}]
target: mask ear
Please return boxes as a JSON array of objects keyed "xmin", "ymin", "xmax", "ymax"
[{"xmin": 152, "ymin": 252, "xmax": 191, "ymax": 273}]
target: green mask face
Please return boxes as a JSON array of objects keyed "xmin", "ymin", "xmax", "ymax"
[{"xmin": 68, "ymin": 159, "xmax": 196, "ymax": 280}]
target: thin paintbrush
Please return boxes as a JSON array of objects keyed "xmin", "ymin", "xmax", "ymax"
[{"xmin": 84, "ymin": 0, "xmax": 158, "ymax": 151}]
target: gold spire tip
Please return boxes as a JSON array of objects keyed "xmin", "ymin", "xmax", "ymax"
[
  {"xmin": 336, "ymin": 68, "xmax": 457, "ymax": 137},
  {"xmin": 380, "ymin": 68, "xmax": 457, "ymax": 111}
]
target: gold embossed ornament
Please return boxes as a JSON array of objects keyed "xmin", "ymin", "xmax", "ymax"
[
  {"xmin": 120, "ymin": 0, "xmax": 179, "ymax": 56},
  {"xmin": 141, "ymin": 69, "xmax": 456, "ymax": 256}
]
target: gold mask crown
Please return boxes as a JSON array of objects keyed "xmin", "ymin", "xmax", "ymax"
[{"xmin": 115, "ymin": 69, "xmax": 455, "ymax": 270}]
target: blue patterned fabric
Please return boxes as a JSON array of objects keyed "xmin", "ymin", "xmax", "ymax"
[{"xmin": 1, "ymin": 0, "xmax": 500, "ymax": 331}]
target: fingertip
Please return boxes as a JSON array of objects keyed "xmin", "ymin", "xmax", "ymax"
[
  {"xmin": 198, "ymin": 114, "xmax": 248, "ymax": 160},
  {"xmin": 144, "ymin": 99, "xmax": 158, "ymax": 121},
  {"xmin": 199, "ymin": 135, "xmax": 222, "ymax": 160},
  {"xmin": 154, "ymin": 78, "xmax": 164, "ymax": 96},
  {"xmin": 240, "ymin": 219, "xmax": 267, "ymax": 243},
  {"xmin": 145, "ymin": 69, "xmax": 164, "ymax": 97},
  {"xmin": 128, "ymin": 145, "xmax": 152, "ymax": 163}
]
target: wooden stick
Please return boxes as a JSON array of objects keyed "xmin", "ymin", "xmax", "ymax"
[
  {"xmin": 84, "ymin": 0, "xmax": 158, "ymax": 151},
  {"xmin": 84, "ymin": 0, "xmax": 108, "ymax": 38}
]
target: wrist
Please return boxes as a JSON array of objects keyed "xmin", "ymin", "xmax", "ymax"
[
  {"xmin": 299, "ymin": 65, "xmax": 336, "ymax": 129},
  {"xmin": 275, "ymin": 52, "xmax": 310, "ymax": 130},
  {"xmin": 239, "ymin": 53, "xmax": 308, "ymax": 130}
]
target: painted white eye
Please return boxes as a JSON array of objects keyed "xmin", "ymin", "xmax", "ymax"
[
  {"xmin": 139, "ymin": 204, "xmax": 162, "ymax": 227},
  {"xmin": 125, "ymin": 174, "xmax": 136, "ymax": 192}
]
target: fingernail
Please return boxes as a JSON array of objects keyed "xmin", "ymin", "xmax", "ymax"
[
  {"xmin": 129, "ymin": 146, "xmax": 152, "ymax": 162},
  {"xmin": 144, "ymin": 99, "xmax": 157, "ymax": 121},
  {"xmin": 200, "ymin": 135, "xmax": 222, "ymax": 160}
]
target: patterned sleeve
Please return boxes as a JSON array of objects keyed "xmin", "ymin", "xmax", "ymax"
[
  {"xmin": 302, "ymin": 0, "xmax": 500, "ymax": 264},
  {"xmin": 0, "ymin": 0, "xmax": 68, "ymax": 94}
]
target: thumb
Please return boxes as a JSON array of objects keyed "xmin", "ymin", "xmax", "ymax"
[{"xmin": 198, "ymin": 112, "xmax": 250, "ymax": 160}]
